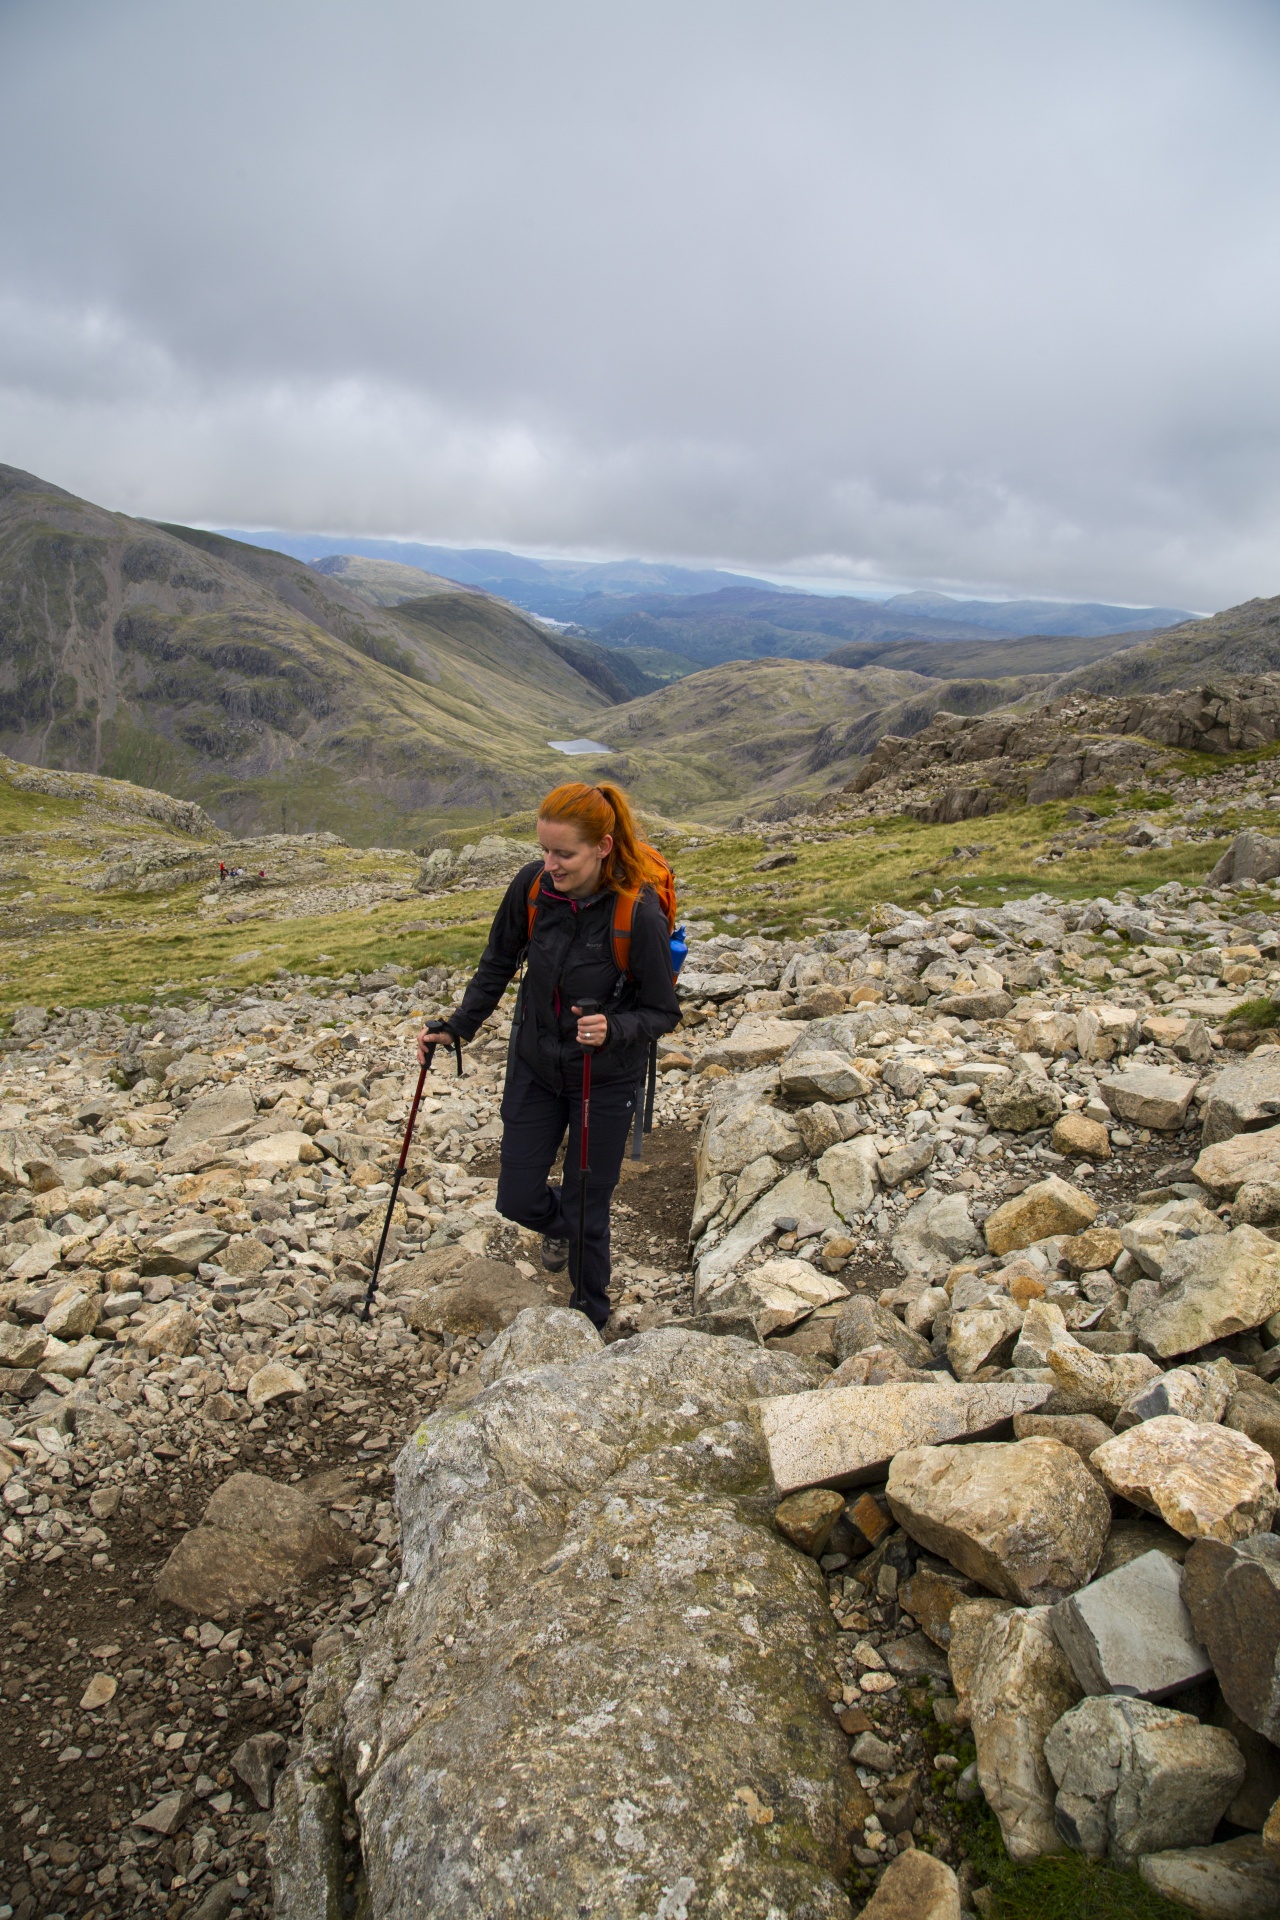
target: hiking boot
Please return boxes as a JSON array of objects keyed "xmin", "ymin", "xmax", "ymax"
[{"xmin": 541, "ymin": 1235, "xmax": 569, "ymax": 1272}]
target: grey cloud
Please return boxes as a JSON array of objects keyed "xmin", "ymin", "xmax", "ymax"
[{"xmin": 1, "ymin": 0, "xmax": 1279, "ymax": 606}]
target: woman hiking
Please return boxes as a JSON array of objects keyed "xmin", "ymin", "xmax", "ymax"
[{"xmin": 418, "ymin": 781, "xmax": 681, "ymax": 1331}]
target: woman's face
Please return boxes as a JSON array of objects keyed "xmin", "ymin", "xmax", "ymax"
[{"xmin": 537, "ymin": 817, "xmax": 613, "ymax": 898}]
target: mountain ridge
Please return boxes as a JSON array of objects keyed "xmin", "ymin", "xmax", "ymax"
[{"xmin": 0, "ymin": 465, "xmax": 612, "ymax": 841}]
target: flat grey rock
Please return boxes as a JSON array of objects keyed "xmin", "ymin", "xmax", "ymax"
[
  {"xmin": 164, "ymin": 1081, "xmax": 256, "ymax": 1158},
  {"xmin": 1049, "ymin": 1549, "xmax": 1213, "ymax": 1699},
  {"xmin": 757, "ymin": 1377, "xmax": 1052, "ymax": 1496}
]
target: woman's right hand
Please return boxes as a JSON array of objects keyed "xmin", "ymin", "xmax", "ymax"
[{"xmin": 417, "ymin": 1020, "xmax": 459, "ymax": 1066}]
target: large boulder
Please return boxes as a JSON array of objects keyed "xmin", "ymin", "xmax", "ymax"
[
  {"xmin": 403, "ymin": 1258, "xmax": 552, "ymax": 1338},
  {"xmin": 271, "ymin": 1324, "xmax": 862, "ymax": 1920},
  {"xmin": 1182, "ymin": 1533, "xmax": 1280, "ymax": 1743},
  {"xmin": 856, "ymin": 1850, "xmax": 960, "ymax": 1919},
  {"xmin": 949, "ymin": 1298, "xmax": 1025, "ymax": 1380},
  {"xmin": 890, "ymin": 1189, "xmax": 982, "ymax": 1280},
  {"xmin": 1139, "ymin": 1835, "xmax": 1280, "ymax": 1916},
  {"xmin": 141, "ymin": 1226, "xmax": 229, "ymax": 1275},
  {"xmin": 775, "ymin": 1010, "xmax": 909, "ymax": 1106},
  {"xmin": 969, "ymin": 1606, "xmax": 1082, "ymax": 1861},
  {"xmin": 815, "ymin": 1137, "xmax": 880, "ymax": 1217},
  {"xmin": 1076, "ymin": 1005, "xmax": 1142, "ymax": 1064},
  {"xmin": 1044, "ymin": 1695, "xmax": 1244, "ymax": 1866},
  {"xmin": 983, "ymin": 1176, "xmax": 1097, "ymax": 1255},
  {"xmin": 1195, "ymin": 1123, "xmax": 1280, "ymax": 1200},
  {"xmin": 1115, "ymin": 1357, "xmax": 1237, "ymax": 1430},
  {"xmin": 692, "ymin": 1066, "xmax": 802, "ymax": 1236},
  {"xmin": 1130, "ymin": 1225, "xmax": 1280, "ymax": 1357},
  {"xmin": 698, "ymin": 1255, "xmax": 847, "ymax": 1338},
  {"xmin": 1201, "ymin": 1054, "xmax": 1280, "ymax": 1148},
  {"xmin": 1225, "ymin": 1376, "xmax": 1280, "ymax": 1476},
  {"xmin": 1092, "ymin": 1418, "xmax": 1279, "ymax": 1542},
  {"xmin": 886, "ymin": 1438, "xmax": 1110, "ymax": 1607},
  {"xmin": 1207, "ymin": 829, "xmax": 1280, "ymax": 887},
  {"xmin": 756, "ymin": 1378, "xmax": 1052, "ymax": 1497},
  {"xmin": 694, "ymin": 1167, "xmax": 843, "ymax": 1291},
  {"xmin": 1048, "ymin": 1550, "xmax": 1213, "ymax": 1701},
  {"xmin": 831, "ymin": 1296, "xmax": 934, "ymax": 1369},
  {"xmin": 163, "ymin": 1081, "xmax": 256, "ymax": 1159},
  {"xmin": 154, "ymin": 1472, "xmax": 352, "ymax": 1617},
  {"xmin": 778, "ymin": 1017, "xmax": 879, "ymax": 1103},
  {"xmin": 1120, "ymin": 1198, "xmax": 1227, "ymax": 1285},
  {"xmin": 697, "ymin": 1013, "xmax": 801, "ymax": 1071},
  {"xmin": 1099, "ymin": 1067, "xmax": 1197, "ymax": 1132},
  {"xmin": 982, "ymin": 1066, "xmax": 1063, "ymax": 1134}
]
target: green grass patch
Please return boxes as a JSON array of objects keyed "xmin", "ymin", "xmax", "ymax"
[
  {"xmin": 1224, "ymin": 995, "xmax": 1280, "ymax": 1030},
  {"xmin": 0, "ymin": 886, "xmax": 503, "ymax": 1009},
  {"xmin": 957, "ymin": 1796, "xmax": 1192, "ymax": 1920},
  {"xmin": 0, "ymin": 782, "xmax": 85, "ymax": 835},
  {"xmin": 0, "ymin": 780, "xmax": 1245, "ymax": 1009}
]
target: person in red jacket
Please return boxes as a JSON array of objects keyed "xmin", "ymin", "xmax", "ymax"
[{"xmin": 419, "ymin": 781, "xmax": 680, "ymax": 1329}]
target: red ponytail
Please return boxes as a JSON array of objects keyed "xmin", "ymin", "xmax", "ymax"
[{"xmin": 538, "ymin": 780, "xmax": 664, "ymax": 893}]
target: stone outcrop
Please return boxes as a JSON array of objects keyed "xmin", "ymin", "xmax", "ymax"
[{"xmin": 272, "ymin": 1323, "xmax": 861, "ymax": 1919}]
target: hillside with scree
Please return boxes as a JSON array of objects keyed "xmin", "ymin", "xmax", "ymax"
[{"xmin": 2, "ymin": 719, "xmax": 1280, "ymax": 1915}]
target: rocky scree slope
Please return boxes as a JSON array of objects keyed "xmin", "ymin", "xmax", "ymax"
[
  {"xmin": 6, "ymin": 864, "xmax": 1280, "ymax": 1914},
  {"xmin": 838, "ymin": 678, "xmax": 1280, "ymax": 827},
  {"xmin": 0, "ymin": 464, "xmax": 615, "ymax": 839},
  {"xmin": 267, "ymin": 866, "xmax": 1280, "ymax": 1914}
]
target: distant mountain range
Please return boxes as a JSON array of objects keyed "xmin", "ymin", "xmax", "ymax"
[
  {"xmin": 0, "ymin": 469, "xmax": 1268, "ymax": 843},
  {"xmin": 216, "ymin": 529, "xmax": 765, "ymax": 621},
  {"xmin": 218, "ymin": 528, "xmax": 1193, "ymax": 667}
]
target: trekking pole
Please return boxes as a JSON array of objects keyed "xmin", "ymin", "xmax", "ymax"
[
  {"xmin": 572, "ymin": 999, "xmax": 601, "ymax": 1314},
  {"xmin": 359, "ymin": 1023, "xmax": 462, "ymax": 1322}
]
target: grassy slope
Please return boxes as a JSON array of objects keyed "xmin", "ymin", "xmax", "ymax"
[
  {"xmin": 0, "ymin": 466, "xmax": 609, "ymax": 844},
  {"xmin": 10, "ymin": 742, "xmax": 1280, "ymax": 1009},
  {"xmin": 583, "ymin": 659, "xmax": 1056, "ymax": 818},
  {"xmin": 309, "ymin": 553, "xmax": 469, "ymax": 603},
  {"xmin": 822, "ymin": 631, "xmax": 1129, "ymax": 679}
]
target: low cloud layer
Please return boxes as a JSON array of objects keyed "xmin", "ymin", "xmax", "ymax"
[{"xmin": 2, "ymin": 0, "xmax": 1278, "ymax": 608}]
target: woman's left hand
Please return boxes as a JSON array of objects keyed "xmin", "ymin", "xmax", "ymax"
[{"xmin": 572, "ymin": 1006, "xmax": 608, "ymax": 1048}]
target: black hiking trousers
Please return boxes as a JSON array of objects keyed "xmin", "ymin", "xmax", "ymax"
[{"xmin": 496, "ymin": 1056, "xmax": 636, "ymax": 1331}]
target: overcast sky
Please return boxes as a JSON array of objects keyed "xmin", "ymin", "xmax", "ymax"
[{"xmin": 1, "ymin": 0, "xmax": 1278, "ymax": 609}]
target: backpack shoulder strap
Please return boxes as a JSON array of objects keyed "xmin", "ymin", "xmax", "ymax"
[
  {"xmin": 526, "ymin": 872, "xmax": 542, "ymax": 944},
  {"xmin": 610, "ymin": 885, "xmax": 640, "ymax": 979}
]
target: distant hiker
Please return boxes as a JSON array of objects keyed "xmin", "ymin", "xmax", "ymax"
[
  {"xmin": 218, "ymin": 862, "xmax": 227, "ymax": 881},
  {"xmin": 418, "ymin": 781, "xmax": 681, "ymax": 1330}
]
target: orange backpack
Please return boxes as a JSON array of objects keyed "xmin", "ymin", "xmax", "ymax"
[{"xmin": 526, "ymin": 847, "xmax": 680, "ymax": 980}]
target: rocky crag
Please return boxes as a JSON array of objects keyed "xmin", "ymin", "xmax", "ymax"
[
  {"xmin": 5, "ymin": 845, "xmax": 1280, "ymax": 1914},
  {"xmin": 843, "ymin": 679, "xmax": 1280, "ymax": 824}
]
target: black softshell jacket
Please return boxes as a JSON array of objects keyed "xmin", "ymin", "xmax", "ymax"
[{"xmin": 450, "ymin": 861, "xmax": 681, "ymax": 1095}]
